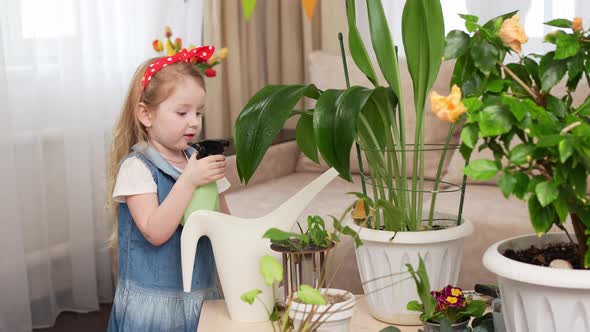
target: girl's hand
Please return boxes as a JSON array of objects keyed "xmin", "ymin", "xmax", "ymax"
[{"xmin": 180, "ymin": 153, "xmax": 226, "ymax": 189}]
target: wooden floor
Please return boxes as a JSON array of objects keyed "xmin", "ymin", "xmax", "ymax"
[{"xmin": 33, "ymin": 304, "xmax": 112, "ymax": 332}]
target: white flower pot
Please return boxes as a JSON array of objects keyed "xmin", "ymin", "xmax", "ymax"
[
  {"xmin": 483, "ymin": 233, "xmax": 590, "ymax": 332},
  {"xmin": 347, "ymin": 214, "xmax": 473, "ymax": 325},
  {"xmin": 289, "ymin": 288, "xmax": 355, "ymax": 332}
]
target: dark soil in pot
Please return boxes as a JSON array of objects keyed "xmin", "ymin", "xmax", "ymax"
[{"xmin": 502, "ymin": 242, "xmax": 581, "ymax": 269}]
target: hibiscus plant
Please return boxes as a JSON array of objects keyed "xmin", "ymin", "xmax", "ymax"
[
  {"xmin": 235, "ymin": 0, "xmax": 465, "ymax": 232},
  {"xmin": 445, "ymin": 12, "xmax": 590, "ymax": 267}
]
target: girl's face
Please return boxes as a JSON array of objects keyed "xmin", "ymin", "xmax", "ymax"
[{"xmin": 140, "ymin": 77, "xmax": 205, "ymax": 155}]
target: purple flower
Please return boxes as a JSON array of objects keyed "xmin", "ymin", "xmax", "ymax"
[{"xmin": 431, "ymin": 285, "xmax": 466, "ymax": 312}]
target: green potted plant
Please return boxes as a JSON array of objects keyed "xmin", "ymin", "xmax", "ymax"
[
  {"xmin": 405, "ymin": 258, "xmax": 490, "ymax": 332},
  {"xmin": 263, "ymin": 213, "xmax": 362, "ymax": 302},
  {"xmin": 444, "ymin": 10, "xmax": 590, "ymax": 331},
  {"xmin": 234, "ymin": 0, "xmax": 474, "ymax": 325}
]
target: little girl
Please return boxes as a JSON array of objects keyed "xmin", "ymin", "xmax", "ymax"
[{"xmin": 106, "ymin": 46, "xmax": 230, "ymax": 331}]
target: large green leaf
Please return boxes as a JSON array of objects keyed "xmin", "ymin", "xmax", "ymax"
[
  {"xmin": 509, "ymin": 143, "xmax": 534, "ymax": 165},
  {"xmin": 528, "ymin": 194, "xmax": 555, "ymax": 235},
  {"xmin": 366, "ymin": 0, "xmax": 401, "ymax": 96},
  {"xmin": 539, "ymin": 52, "xmax": 567, "ymax": 93},
  {"xmin": 471, "ymin": 39, "xmax": 499, "ymax": 75},
  {"xmin": 297, "ymin": 285, "xmax": 327, "ymax": 305},
  {"xmin": 463, "ymin": 159, "xmax": 499, "ymax": 180},
  {"xmin": 402, "ymin": 0, "xmax": 445, "ymax": 110},
  {"xmin": 347, "ymin": 0, "xmax": 378, "ymax": 86},
  {"xmin": 478, "ymin": 105, "xmax": 513, "ymax": 137},
  {"xmin": 536, "ymin": 181, "xmax": 559, "ymax": 207},
  {"xmin": 544, "ymin": 19, "xmax": 573, "ymax": 28},
  {"xmin": 314, "ymin": 87, "xmax": 373, "ymax": 181},
  {"xmin": 296, "ymin": 113, "xmax": 319, "ymax": 163},
  {"xmin": 555, "ymin": 33, "xmax": 579, "ymax": 60},
  {"xmin": 235, "ymin": 85, "xmax": 320, "ymax": 183},
  {"xmin": 444, "ymin": 30, "xmax": 470, "ymax": 60},
  {"xmin": 259, "ymin": 255, "xmax": 283, "ymax": 286},
  {"xmin": 240, "ymin": 289, "xmax": 262, "ymax": 305}
]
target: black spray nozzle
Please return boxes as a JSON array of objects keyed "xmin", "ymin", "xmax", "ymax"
[{"xmin": 189, "ymin": 139, "xmax": 230, "ymax": 159}]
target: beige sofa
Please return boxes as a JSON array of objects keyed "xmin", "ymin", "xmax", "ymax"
[{"xmin": 223, "ymin": 51, "xmax": 589, "ymax": 295}]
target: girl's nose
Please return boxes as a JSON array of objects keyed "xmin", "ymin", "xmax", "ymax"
[{"xmin": 188, "ymin": 113, "xmax": 201, "ymax": 127}]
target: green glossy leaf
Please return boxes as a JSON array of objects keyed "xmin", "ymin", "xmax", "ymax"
[
  {"xmin": 544, "ymin": 19, "xmax": 573, "ymax": 28},
  {"xmin": 523, "ymin": 57, "xmax": 541, "ymax": 87},
  {"xmin": 346, "ymin": 0, "xmax": 378, "ymax": 86},
  {"xmin": 539, "ymin": 52, "xmax": 567, "ymax": 93},
  {"xmin": 570, "ymin": 164, "xmax": 587, "ymax": 196},
  {"xmin": 366, "ymin": 0, "xmax": 400, "ymax": 94},
  {"xmin": 463, "ymin": 159, "xmax": 499, "ymax": 180},
  {"xmin": 262, "ymin": 228, "xmax": 296, "ymax": 241},
  {"xmin": 259, "ymin": 255, "xmax": 283, "ymax": 286},
  {"xmin": 509, "ymin": 143, "xmax": 534, "ymax": 165},
  {"xmin": 528, "ymin": 194, "xmax": 555, "ymax": 235},
  {"xmin": 499, "ymin": 173, "xmax": 517, "ymax": 198},
  {"xmin": 479, "ymin": 105, "xmax": 513, "ymax": 137},
  {"xmin": 235, "ymin": 84, "xmax": 320, "ymax": 184},
  {"xmin": 501, "ymin": 95, "xmax": 527, "ymax": 121},
  {"xmin": 375, "ymin": 199, "xmax": 404, "ymax": 231},
  {"xmin": 547, "ymin": 95, "xmax": 567, "ymax": 118},
  {"xmin": 444, "ymin": 30, "xmax": 470, "ymax": 60},
  {"xmin": 457, "ymin": 300, "xmax": 486, "ymax": 319},
  {"xmin": 555, "ymin": 33, "xmax": 580, "ymax": 60},
  {"xmin": 559, "ymin": 138, "xmax": 574, "ymax": 163},
  {"xmin": 513, "ymin": 173, "xmax": 530, "ymax": 199},
  {"xmin": 486, "ymin": 78, "xmax": 505, "ymax": 93},
  {"xmin": 297, "ymin": 285, "xmax": 327, "ymax": 305},
  {"xmin": 554, "ymin": 192, "xmax": 569, "ymax": 223},
  {"xmin": 402, "ymin": 0, "xmax": 445, "ymax": 112},
  {"xmin": 240, "ymin": 289, "xmax": 262, "ymax": 305},
  {"xmin": 296, "ymin": 112, "xmax": 319, "ymax": 163},
  {"xmin": 471, "ymin": 39, "xmax": 499, "ymax": 75},
  {"xmin": 536, "ymin": 181, "xmax": 559, "ymax": 207},
  {"xmin": 406, "ymin": 257, "xmax": 437, "ymax": 321},
  {"xmin": 461, "ymin": 125, "xmax": 479, "ymax": 148},
  {"xmin": 406, "ymin": 300, "xmax": 422, "ymax": 312},
  {"xmin": 567, "ymin": 51, "xmax": 584, "ymax": 80},
  {"xmin": 459, "ymin": 13, "xmax": 479, "ymax": 32},
  {"xmin": 314, "ymin": 87, "xmax": 373, "ymax": 181}
]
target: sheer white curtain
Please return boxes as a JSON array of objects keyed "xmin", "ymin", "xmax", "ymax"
[
  {"xmin": 356, "ymin": 0, "xmax": 590, "ymax": 60},
  {"xmin": 0, "ymin": 0, "xmax": 203, "ymax": 330}
]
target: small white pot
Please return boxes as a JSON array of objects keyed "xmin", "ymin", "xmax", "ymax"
[
  {"xmin": 289, "ymin": 288, "xmax": 355, "ymax": 332},
  {"xmin": 347, "ymin": 213, "xmax": 473, "ymax": 325},
  {"xmin": 483, "ymin": 233, "xmax": 590, "ymax": 332}
]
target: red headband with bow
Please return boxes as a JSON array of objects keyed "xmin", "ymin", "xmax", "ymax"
[{"xmin": 141, "ymin": 46, "xmax": 215, "ymax": 90}]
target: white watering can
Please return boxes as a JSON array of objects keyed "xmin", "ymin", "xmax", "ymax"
[{"xmin": 180, "ymin": 167, "xmax": 339, "ymax": 322}]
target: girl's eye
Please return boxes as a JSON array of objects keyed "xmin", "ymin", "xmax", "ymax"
[{"xmin": 177, "ymin": 112, "xmax": 187, "ymax": 116}]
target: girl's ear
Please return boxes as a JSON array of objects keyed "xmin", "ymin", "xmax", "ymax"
[{"xmin": 137, "ymin": 102, "xmax": 153, "ymax": 128}]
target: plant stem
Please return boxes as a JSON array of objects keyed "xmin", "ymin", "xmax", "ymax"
[
  {"xmin": 428, "ymin": 122, "xmax": 456, "ymax": 226},
  {"xmin": 498, "ymin": 61, "xmax": 541, "ymax": 102},
  {"xmin": 572, "ymin": 214, "xmax": 589, "ymax": 268}
]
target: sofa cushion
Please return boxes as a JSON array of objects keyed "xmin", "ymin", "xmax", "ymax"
[{"xmin": 296, "ymin": 51, "xmax": 459, "ymax": 179}]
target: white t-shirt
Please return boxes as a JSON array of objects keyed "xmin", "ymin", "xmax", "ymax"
[{"xmin": 112, "ymin": 156, "xmax": 231, "ymax": 203}]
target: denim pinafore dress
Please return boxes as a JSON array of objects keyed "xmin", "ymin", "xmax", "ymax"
[{"xmin": 108, "ymin": 143, "xmax": 219, "ymax": 332}]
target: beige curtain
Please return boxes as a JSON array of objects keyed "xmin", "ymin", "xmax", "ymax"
[{"xmin": 202, "ymin": 0, "xmax": 324, "ymax": 138}]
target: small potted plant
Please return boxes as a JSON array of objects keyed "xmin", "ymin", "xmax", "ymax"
[
  {"xmin": 403, "ymin": 258, "xmax": 491, "ymax": 332},
  {"xmin": 445, "ymin": 9, "xmax": 590, "ymax": 331},
  {"xmin": 241, "ymin": 255, "xmax": 356, "ymax": 332},
  {"xmin": 263, "ymin": 213, "xmax": 362, "ymax": 301}
]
